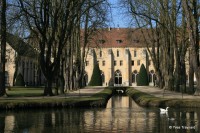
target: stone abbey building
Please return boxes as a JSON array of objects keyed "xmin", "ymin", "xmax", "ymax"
[
  {"xmin": 3, "ymin": 28, "xmax": 156, "ymax": 87},
  {"xmin": 84, "ymin": 28, "xmax": 156, "ymax": 86},
  {"xmin": 4, "ymin": 28, "xmax": 195, "ymax": 87}
]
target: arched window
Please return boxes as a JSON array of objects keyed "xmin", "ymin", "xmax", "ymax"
[
  {"xmin": 115, "ymin": 70, "xmax": 122, "ymax": 85},
  {"xmin": 100, "ymin": 50, "xmax": 102, "ymax": 57},
  {"xmin": 132, "ymin": 70, "xmax": 138, "ymax": 83},
  {"xmin": 149, "ymin": 70, "xmax": 156, "ymax": 85}
]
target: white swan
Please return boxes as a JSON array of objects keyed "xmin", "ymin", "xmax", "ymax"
[
  {"xmin": 168, "ymin": 118, "xmax": 175, "ymax": 121},
  {"xmin": 160, "ymin": 107, "xmax": 169, "ymax": 113}
]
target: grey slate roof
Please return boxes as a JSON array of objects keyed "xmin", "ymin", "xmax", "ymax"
[{"xmin": 6, "ymin": 33, "xmax": 38, "ymax": 58}]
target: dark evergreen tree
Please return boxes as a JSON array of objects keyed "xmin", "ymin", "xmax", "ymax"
[
  {"xmin": 15, "ymin": 73, "xmax": 25, "ymax": 86},
  {"xmin": 88, "ymin": 62, "xmax": 102, "ymax": 86},
  {"xmin": 137, "ymin": 64, "xmax": 149, "ymax": 86}
]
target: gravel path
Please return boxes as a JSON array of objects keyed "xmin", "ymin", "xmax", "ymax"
[
  {"xmin": 0, "ymin": 87, "xmax": 105, "ymax": 99},
  {"xmin": 65, "ymin": 86, "xmax": 105, "ymax": 97},
  {"xmin": 133, "ymin": 86, "xmax": 200, "ymax": 99}
]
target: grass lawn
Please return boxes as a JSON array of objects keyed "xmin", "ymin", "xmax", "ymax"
[
  {"xmin": 0, "ymin": 87, "xmax": 113, "ymax": 110},
  {"xmin": 6, "ymin": 87, "xmax": 44, "ymax": 97},
  {"xmin": 127, "ymin": 87, "xmax": 200, "ymax": 108}
]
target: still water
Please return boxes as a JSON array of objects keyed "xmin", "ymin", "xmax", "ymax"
[{"xmin": 0, "ymin": 96, "xmax": 199, "ymax": 133}]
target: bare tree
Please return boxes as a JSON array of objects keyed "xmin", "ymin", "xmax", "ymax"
[
  {"xmin": 17, "ymin": 0, "xmax": 109, "ymax": 95},
  {"xmin": 18, "ymin": 0, "xmax": 85, "ymax": 96},
  {"xmin": 0, "ymin": 0, "xmax": 7, "ymax": 96},
  {"xmin": 124, "ymin": 0, "xmax": 188, "ymax": 93},
  {"xmin": 64, "ymin": 0, "xmax": 109, "ymax": 91},
  {"xmin": 183, "ymin": 0, "xmax": 200, "ymax": 95}
]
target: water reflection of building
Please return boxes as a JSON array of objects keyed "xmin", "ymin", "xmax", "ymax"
[
  {"xmin": 1, "ymin": 104, "xmax": 200, "ymax": 132},
  {"xmin": 84, "ymin": 96, "xmax": 156, "ymax": 132},
  {"xmin": 4, "ymin": 115, "xmax": 15, "ymax": 132}
]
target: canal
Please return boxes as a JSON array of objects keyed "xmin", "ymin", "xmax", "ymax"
[{"xmin": 0, "ymin": 95, "xmax": 199, "ymax": 133}]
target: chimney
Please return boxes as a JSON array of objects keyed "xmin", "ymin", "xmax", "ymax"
[{"xmin": 117, "ymin": 24, "xmax": 119, "ymax": 30}]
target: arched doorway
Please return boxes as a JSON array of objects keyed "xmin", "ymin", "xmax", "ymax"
[
  {"xmin": 149, "ymin": 70, "xmax": 156, "ymax": 86},
  {"xmin": 132, "ymin": 70, "xmax": 138, "ymax": 86},
  {"xmin": 132, "ymin": 70, "xmax": 138, "ymax": 83},
  {"xmin": 101, "ymin": 70, "xmax": 105, "ymax": 86},
  {"xmin": 115, "ymin": 70, "xmax": 122, "ymax": 86}
]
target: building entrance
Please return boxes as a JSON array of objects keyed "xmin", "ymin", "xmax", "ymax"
[{"xmin": 114, "ymin": 70, "xmax": 122, "ymax": 86}]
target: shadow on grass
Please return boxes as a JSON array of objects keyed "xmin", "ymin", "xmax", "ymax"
[{"xmin": 0, "ymin": 87, "xmax": 114, "ymax": 110}]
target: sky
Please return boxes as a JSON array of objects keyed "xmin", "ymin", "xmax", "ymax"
[{"xmin": 108, "ymin": 0, "xmax": 131, "ymax": 28}]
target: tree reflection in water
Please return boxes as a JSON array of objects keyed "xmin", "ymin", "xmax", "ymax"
[{"xmin": 0, "ymin": 96, "xmax": 199, "ymax": 133}]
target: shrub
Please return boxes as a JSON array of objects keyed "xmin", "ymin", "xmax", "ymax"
[
  {"xmin": 15, "ymin": 73, "xmax": 25, "ymax": 86},
  {"xmin": 137, "ymin": 64, "xmax": 149, "ymax": 86},
  {"xmin": 88, "ymin": 62, "xmax": 102, "ymax": 86}
]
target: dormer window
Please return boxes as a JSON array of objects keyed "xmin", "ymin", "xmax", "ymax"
[
  {"xmin": 98, "ymin": 39, "xmax": 105, "ymax": 44},
  {"xmin": 116, "ymin": 40, "xmax": 123, "ymax": 44},
  {"xmin": 133, "ymin": 39, "xmax": 139, "ymax": 43}
]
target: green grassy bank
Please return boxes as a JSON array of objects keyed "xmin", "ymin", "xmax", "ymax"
[
  {"xmin": 0, "ymin": 87, "xmax": 113, "ymax": 110},
  {"xmin": 7, "ymin": 87, "xmax": 44, "ymax": 97},
  {"xmin": 126, "ymin": 88, "xmax": 200, "ymax": 108}
]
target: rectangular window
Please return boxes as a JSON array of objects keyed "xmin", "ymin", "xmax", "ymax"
[
  {"xmin": 102, "ymin": 61, "xmax": 105, "ymax": 66},
  {"xmin": 117, "ymin": 50, "xmax": 119, "ymax": 57},
  {"xmin": 134, "ymin": 50, "xmax": 137, "ymax": 57},
  {"xmin": 120, "ymin": 60, "xmax": 123, "ymax": 66},
  {"xmin": 137, "ymin": 60, "xmax": 140, "ymax": 66},
  {"xmin": 85, "ymin": 61, "xmax": 89, "ymax": 66},
  {"xmin": 100, "ymin": 51, "xmax": 102, "ymax": 57},
  {"xmin": 5, "ymin": 71, "xmax": 8, "ymax": 85},
  {"xmin": 114, "ymin": 60, "xmax": 117, "ymax": 66},
  {"xmin": 131, "ymin": 60, "xmax": 134, "ymax": 66}
]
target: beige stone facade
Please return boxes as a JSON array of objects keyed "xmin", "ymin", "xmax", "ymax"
[
  {"xmin": 4, "ymin": 43, "xmax": 45, "ymax": 86},
  {"xmin": 3, "ymin": 29, "xmax": 195, "ymax": 87},
  {"xmin": 85, "ymin": 47, "xmax": 155, "ymax": 86},
  {"xmin": 84, "ymin": 28, "xmax": 156, "ymax": 86},
  {"xmin": 2, "ymin": 33, "xmax": 45, "ymax": 86},
  {"xmin": 5, "ymin": 43, "xmax": 16, "ymax": 86},
  {"xmin": 84, "ymin": 28, "xmax": 198, "ymax": 87}
]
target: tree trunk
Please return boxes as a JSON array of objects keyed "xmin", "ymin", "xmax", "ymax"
[
  {"xmin": 174, "ymin": 61, "xmax": 180, "ymax": 92},
  {"xmin": 180, "ymin": 61, "xmax": 187, "ymax": 93},
  {"xmin": 59, "ymin": 59, "xmax": 65, "ymax": 94},
  {"xmin": 189, "ymin": 62, "xmax": 194, "ymax": 93},
  {"xmin": 44, "ymin": 77, "xmax": 53, "ymax": 96},
  {"xmin": 0, "ymin": 0, "xmax": 7, "ymax": 96},
  {"xmin": 59, "ymin": 75, "xmax": 65, "ymax": 94},
  {"xmin": 156, "ymin": 70, "xmax": 164, "ymax": 88},
  {"xmin": 183, "ymin": 0, "xmax": 200, "ymax": 95}
]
